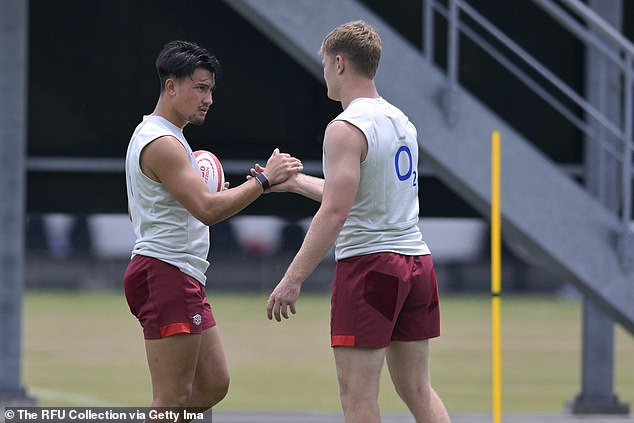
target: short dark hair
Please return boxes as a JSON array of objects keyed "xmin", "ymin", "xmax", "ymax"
[{"xmin": 155, "ymin": 40, "xmax": 221, "ymax": 93}]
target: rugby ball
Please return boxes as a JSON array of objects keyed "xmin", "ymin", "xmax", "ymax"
[{"xmin": 194, "ymin": 150, "xmax": 225, "ymax": 192}]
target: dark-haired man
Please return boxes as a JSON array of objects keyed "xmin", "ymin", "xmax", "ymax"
[{"xmin": 124, "ymin": 40, "xmax": 302, "ymax": 415}]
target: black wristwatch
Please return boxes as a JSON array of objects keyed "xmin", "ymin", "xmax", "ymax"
[{"xmin": 254, "ymin": 172, "xmax": 270, "ymax": 191}]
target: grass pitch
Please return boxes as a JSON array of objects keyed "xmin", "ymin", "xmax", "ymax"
[{"xmin": 22, "ymin": 290, "xmax": 634, "ymax": 412}]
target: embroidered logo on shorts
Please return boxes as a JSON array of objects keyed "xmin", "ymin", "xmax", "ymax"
[{"xmin": 192, "ymin": 314, "xmax": 202, "ymax": 326}]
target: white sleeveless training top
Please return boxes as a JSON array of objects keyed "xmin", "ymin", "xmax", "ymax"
[
  {"xmin": 327, "ymin": 97, "xmax": 430, "ymax": 261},
  {"xmin": 125, "ymin": 115, "xmax": 210, "ymax": 285}
]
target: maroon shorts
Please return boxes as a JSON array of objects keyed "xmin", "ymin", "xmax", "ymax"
[
  {"xmin": 124, "ymin": 254, "xmax": 216, "ymax": 340},
  {"xmin": 331, "ymin": 252, "xmax": 440, "ymax": 348}
]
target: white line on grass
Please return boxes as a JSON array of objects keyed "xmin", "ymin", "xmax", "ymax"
[{"xmin": 29, "ymin": 388, "xmax": 117, "ymax": 407}]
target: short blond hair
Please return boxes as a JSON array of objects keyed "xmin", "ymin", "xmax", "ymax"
[{"xmin": 319, "ymin": 20, "xmax": 382, "ymax": 79}]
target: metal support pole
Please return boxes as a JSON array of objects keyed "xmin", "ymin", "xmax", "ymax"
[
  {"xmin": 569, "ymin": 299, "xmax": 629, "ymax": 414},
  {"xmin": 617, "ymin": 54, "xmax": 634, "ymax": 272},
  {"xmin": 570, "ymin": 0, "xmax": 629, "ymax": 415},
  {"xmin": 440, "ymin": 0, "xmax": 459, "ymax": 126},
  {"xmin": 423, "ymin": 0, "xmax": 435, "ymax": 63},
  {"xmin": 0, "ymin": 0, "xmax": 36, "ymax": 406},
  {"xmin": 623, "ymin": 55, "xmax": 633, "ymax": 230}
]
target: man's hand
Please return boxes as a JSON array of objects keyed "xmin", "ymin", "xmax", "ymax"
[
  {"xmin": 248, "ymin": 163, "xmax": 300, "ymax": 193},
  {"xmin": 266, "ymin": 278, "xmax": 302, "ymax": 322},
  {"xmin": 259, "ymin": 148, "xmax": 303, "ymax": 185}
]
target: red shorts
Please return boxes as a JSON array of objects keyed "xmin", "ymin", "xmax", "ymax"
[
  {"xmin": 331, "ymin": 252, "xmax": 440, "ymax": 348},
  {"xmin": 124, "ymin": 254, "xmax": 216, "ymax": 340}
]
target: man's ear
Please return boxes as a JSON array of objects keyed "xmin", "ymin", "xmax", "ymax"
[
  {"xmin": 335, "ymin": 54, "xmax": 345, "ymax": 74},
  {"xmin": 165, "ymin": 78, "xmax": 176, "ymax": 96}
]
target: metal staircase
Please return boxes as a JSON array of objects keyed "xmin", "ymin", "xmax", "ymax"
[
  {"xmin": 223, "ymin": 0, "xmax": 634, "ymax": 413},
  {"xmin": 223, "ymin": 0, "xmax": 634, "ymax": 333}
]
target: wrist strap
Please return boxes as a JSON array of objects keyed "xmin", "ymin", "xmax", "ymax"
[{"xmin": 254, "ymin": 172, "xmax": 270, "ymax": 191}]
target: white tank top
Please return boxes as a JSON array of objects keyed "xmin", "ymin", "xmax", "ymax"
[
  {"xmin": 327, "ymin": 97, "xmax": 430, "ymax": 261},
  {"xmin": 125, "ymin": 115, "xmax": 210, "ymax": 284}
]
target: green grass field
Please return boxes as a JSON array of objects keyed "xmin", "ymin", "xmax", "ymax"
[{"xmin": 22, "ymin": 290, "xmax": 634, "ymax": 413}]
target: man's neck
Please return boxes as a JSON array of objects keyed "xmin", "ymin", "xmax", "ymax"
[
  {"xmin": 152, "ymin": 98, "xmax": 187, "ymax": 129},
  {"xmin": 340, "ymin": 80, "xmax": 379, "ymax": 110}
]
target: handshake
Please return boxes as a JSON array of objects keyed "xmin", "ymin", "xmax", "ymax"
[{"xmin": 246, "ymin": 148, "xmax": 303, "ymax": 192}]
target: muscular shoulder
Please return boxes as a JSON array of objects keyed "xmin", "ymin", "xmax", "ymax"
[
  {"xmin": 325, "ymin": 120, "xmax": 367, "ymax": 162},
  {"xmin": 140, "ymin": 136, "xmax": 189, "ymax": 182}
]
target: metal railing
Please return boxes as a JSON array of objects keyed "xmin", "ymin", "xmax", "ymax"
[
  {"xmin": 26, "ymin": 157, "xmax": 326, "ymax": 177},
  {"xmin": 424, "ymin": 0, "xmax": 634, "ymax": 235}
]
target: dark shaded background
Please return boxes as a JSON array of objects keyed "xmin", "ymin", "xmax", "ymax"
[{"xmin": 27, "ymin": 0, "xmax": 633, "ymax": 216}]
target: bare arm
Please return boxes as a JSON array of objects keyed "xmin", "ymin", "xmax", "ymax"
[
  {"xmin": 250, "ymin": 165, "xmax": 325, "ymax": 202},
  {"xmin": 284, "ymin": 173, "xmax": 324, "ymax": 202},
  {"xmin": 140, "ymin": 136, "xmax": 303, "ymax": 226},
  {"xmin": 266, "ymin": 121, "xmax": 367, "ymax": 321}
]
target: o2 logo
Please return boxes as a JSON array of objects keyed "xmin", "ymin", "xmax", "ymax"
[{"xmin": 394, "ymin": 145, "xmax": 417, "ymax": 186}]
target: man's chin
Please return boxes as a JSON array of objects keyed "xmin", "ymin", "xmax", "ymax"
[{"xmin": 189, "ymin": 116, "xmax": 206, "ymax": 126}]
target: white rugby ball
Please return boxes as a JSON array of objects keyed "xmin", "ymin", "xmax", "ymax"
[{"xmin": 194, "ymin": 150, "xmax": 225, "ymax": 192}]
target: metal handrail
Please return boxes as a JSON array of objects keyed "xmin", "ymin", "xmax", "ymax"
[
  {"xmin": 425, "ymin": 0, "xmax": 634, "ymax": 230},
  {"xmin": 552, "ymin": 0, "xmax": 634, "ymax": 58},
  {"xmin": 432, "ymin": 0, "xmax": 623, "ymax": 161},
  {"xmin": 461, "ymin": 1, "xmax": 625, "ymax": 143}
]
